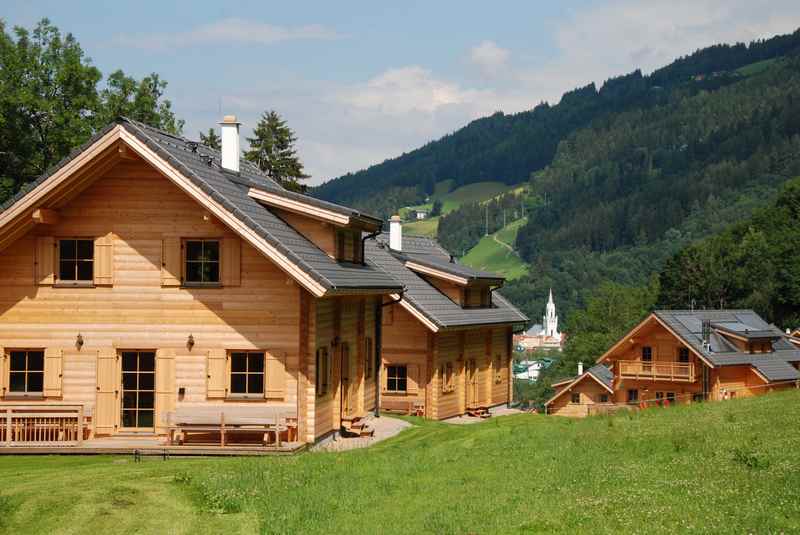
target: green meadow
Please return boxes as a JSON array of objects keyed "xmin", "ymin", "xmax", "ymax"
[{"xmin": 2, "ymin": 390, "xmax": 799, "ymax": 534}]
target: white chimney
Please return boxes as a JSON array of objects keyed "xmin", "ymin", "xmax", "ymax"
[
  {"xmin": 219, "ymin": 115, "xmax": 241, "ymax": 173},
  {"xmin": 389, "ymin": 215, "xmax": 402, "ymax": 251},
  {"xmin": 577, "ymin": 362, "xmax": 584, "ymax": 375}
]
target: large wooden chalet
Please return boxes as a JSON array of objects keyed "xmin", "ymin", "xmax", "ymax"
[
  {"xmin": 0, "ymin": 116, "xmax": 412, "ymax": 449},
  {"xmin": 366, "ymin": 220, "xmax": 527, "ymax": 419},
  {"xmin": 546, "ymin": 310, "xmax": 800, "ymax": 417}
]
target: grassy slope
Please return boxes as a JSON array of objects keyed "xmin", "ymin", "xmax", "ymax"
[
  {"xmin": 2, "ymin": 391, "xmax": 799, "ymax": 534},
  {"xmin": 461, "ymin": 217, "xmax": 529, "ymax": 279}
]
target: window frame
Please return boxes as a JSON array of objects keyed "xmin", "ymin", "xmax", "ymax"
[
  {"xmin": 386, "ymin": 364, "xmax": 408, "ymax": 394},
  {"xmin": 182, "ymin": 238, "xmax": 222, "ymax": 287},
  {"xmin": 440, "ymin": 361, "xmax": 455, "ymax": 394},
  {"xmin": 227, "ymin": 350, "xmax": 266, "ymax": 399},
  {"xmin": 599, "ymin": 393, "xmax": 609, "ymax": 403},
  {"xmin": 627, "ymin": 389, "xmax": 639, "ymax": 403},
  {"xmin": 570, "ymin": 392, "xmax": 580, "ymax": 404},
  {"xmin": 6, "ymin": 349, "xmax": 46, "ymax": 398},
  {"xmin": 315, "ymin": 347, "xmax": 330, "ymax": 398},
  {"xmin": 677, "ymin": 347, "xmax": 690, "ymax": 363},
  {"xmin": 56, "ymin": 237, "xmax": 95, "ymax": 286},
  {"xmin": 641, "ymin": 346, "xmax": 653, "ymax": 361}
]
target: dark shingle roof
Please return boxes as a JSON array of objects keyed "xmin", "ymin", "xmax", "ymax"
[
  {"xmin": 1, "ymin": 119, "xmax": 402, "ymax": 294},
  {"xmin": 402, "ymin": 252, "xmax": 504, "ymax": 282},
  {"xmin": 587, "ymin": 364, "xmax": 613, "ymax": 389},
  {"xmin": 365, "ymin": 235, "xmax": 527, "ymax": 330},
  {"xmin": 654, "ymin": 310, "xmax": 800, "ymax": 382}
]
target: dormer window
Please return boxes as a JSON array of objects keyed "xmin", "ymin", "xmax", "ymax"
[{"xmin": 335, "ymin": 229, "xmax": 362, "ymax": 263}]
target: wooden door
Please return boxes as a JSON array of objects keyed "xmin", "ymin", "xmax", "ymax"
[
  {"xmin": 340, "ymin": 343, "xmax": 354, "ymax": 416},
  {"xmin": 120, "ymin": 350, "xmax": 156, "ymax": 431},
  {"xmin": 466, "ymin": 359, "xmax": 478, "ymax": 408},
  {"xmin": 95, "ymin": 350, "xmax": 119, "ymax": 436}
]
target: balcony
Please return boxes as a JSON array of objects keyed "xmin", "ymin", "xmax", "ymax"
[{"xmin": 617, "ymin": 360, "xmax": 695, "ymax": 382}]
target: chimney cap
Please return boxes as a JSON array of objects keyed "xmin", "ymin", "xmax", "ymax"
[
  {"xmin": 220, "ymin": 115, "xmax": 241, "ymax": 125},
  {"xmin": 390, "ymin": 214, "xmax": 401, "ymax": 222}
]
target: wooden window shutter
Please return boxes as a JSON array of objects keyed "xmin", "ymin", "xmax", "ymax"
[
  {"xmin": 0, "ymin": 347, "xmax": 7, "ymax": 397},
  {"xmin": 155, "ymin": 349, "xmax": 176, "ymax": 433},
  {"xmin": 43, "ymin": 348, "xmax": 63, "ymax": 397},
  {"xmin": 265, "ymin": 351, "xmax": 287, "ymax": 399},
  {"xmin": 161, "ymin": 237, "xmax": 181, "ymax": 287},
  {"xmin": 94, "ymin": 234, "xmax": 114, "ymax": 286},
  {"xmin": 95, "ymin": 349, "xmax": 119, "ymax": 435},
  {"xmin": 407, "ymin": 364, "xmax": 419, "ymax": 395},
  {"xmin": 35, "ymin": 236, "xmax": 55, "ymax": 285},
  {"xmin": 221, "ymin": 238, "xmax": 241, "ymax": 287},
  {"xmin": 381, "ymin": 363, "xmax": 389, "ymax": 393},
  {"xmin": 206, "ymin": 349, "xmax": 228, "ymax": 398}
]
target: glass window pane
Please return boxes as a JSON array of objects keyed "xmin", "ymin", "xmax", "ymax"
[
  {"xmin": 77, "ymin": 261, "xmax": 93, "ymax": 281},
  {"xmin": 397, "ymin": 378, "xmax": 407, "ymax": 392},
  {"xmin": 231, "ymin": 374, "xmax": 246, "ymax": 393},
  {"xmin": 122, "ymin": 410, "xmax": 137, "ymax": 428},
  {"xmin": 138, "ymin": 392, "xmax": 154, "ymax": 409},
  {"xmin": 137, "ymin": 410, "xmax": 154, "ymax": 428},
  {"xmin": 60, "ymin": 240, "xmax": 76, "ymax": 259},
  {"xmin": 27, "ymin": 351, "xmax": 44, "ymax": 371},
  {"xmin": 122, "ymin": 373, "xmax": 137, "ymax": 390},
  {"xmin": 139, "ymin": 373, "xmax": 154, "ymax": 391},
  {"xmin": 139, "ymin": 353, "xmax": 155, "ymax": 371},
  {"xmin": 122, "ymin": 391, "xmax": 137, "ymax": 408},
  {"xmin": 248, "ymin": 354, "xmax": 264, "ymax": 373},
  {"xmin": 185, "ymin": 262, "xmax": 202, "ymax": 282},
  {"xmin": 204, "ymin": 241, "xmax": 220, "ymax": 262},
  {"xmin": 10, "ymin": 351, "xmax": 26, "ymax": 371},
  {"xmin": 231, "ymin": 354, "xmax": 247, "ymax": 372},
  {"xmin": 9, "ymin": 373, "xmax": 25, "ymax": 392},
  {"xmin": 398, "ymin": 366, "xmax": 407, "ymax": 379},
  {"xmin": 185, "ymin": 241, "xmax": 203, "ymax": 262},
  {"xmin": 60, "ymin": 261, "xmax": 75, "ymax": 281},
  {"xmin": 204, "ymin": 262, "xmax": 219, "ymax": 283},
  {"xmin": 122, "ymin": 352, "xmax": 137, "ymax": 371},
  {"xmin": 27, "ymin": 372, "xmax": 44, "ymax": 392},
  {"xmin": 248, "ymin": 374, "xmax": 264, "ymax": 394},
  {"xmin": 77, "ymin": 240, "xmax": 94, "ymax": 260},
  {"xmin": 387, "ymin": 378, "xmax": 396, "ymax": 391}
]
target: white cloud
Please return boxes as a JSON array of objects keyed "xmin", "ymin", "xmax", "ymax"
[
  {"xmin": 113, "ymin": 18, "xmax": 341, "ymax": 50},
  {"xmin": 469, "ymin": 40, "xmax": 510, "ymax": 76}
]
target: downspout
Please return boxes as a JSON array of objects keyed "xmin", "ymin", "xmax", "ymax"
[
  {"xmin": 375, "ymin": 289, "xmax": 405, "ymax": 418},
  {"xmin": 361, "ymin": 229, "xmax": 381, "ymax": 266},
  {"xmin": 489, "ymin": 280, "xmax": 504, "ymax": 307}
]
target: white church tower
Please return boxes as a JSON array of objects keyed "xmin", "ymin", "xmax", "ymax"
[{"xmin": 540, "ymin": 288, "xmax": 560, "ymax": 339}]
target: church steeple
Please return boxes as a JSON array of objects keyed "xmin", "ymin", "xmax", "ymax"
[{"xmin": 541, "ymin": 288, "xmax": 560, "ymax": 339}]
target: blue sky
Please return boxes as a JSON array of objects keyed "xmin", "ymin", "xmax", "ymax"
[{"xmin": 3, "ymin": 1, "xmax": 800, "ymax": 184}]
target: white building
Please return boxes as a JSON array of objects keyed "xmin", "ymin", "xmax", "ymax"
[{"xmin": 514, "ymin": 289, "xmax": 564, "ymax": 352}]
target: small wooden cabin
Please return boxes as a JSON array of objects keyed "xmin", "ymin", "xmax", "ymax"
[
  {"xmin": 0, "ymin": 117, "xmax": 403, "ymax": 445},
  {"xmin": 546, "ymin": 310, "xmax": 800, "ymax": 417},
  {"xmin": 366, "ymin": 218, "xmax": 527, "ymax": 419}
]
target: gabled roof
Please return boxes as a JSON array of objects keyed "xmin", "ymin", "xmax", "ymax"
[
  {"xmin": 0, "ymin": 119, "xmax": 402, "ymax": 297},
  {"xmin": 545, "ymin": 364, "xmax": 614, "ymax": 406},
  {"xmin": 402, "ymin": 252, "xmax": 504, "ymax": 285},
  {"xmin": 599, "ymin": 310, "xmax": 800, "ymax": 383},
  {"xmin": 365, "ymin": 234, "xmax": 527, "ymax": 331}
]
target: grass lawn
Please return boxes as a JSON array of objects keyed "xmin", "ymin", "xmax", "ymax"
[
  {"xmin": 437, "ymin": 181, "xmax": 513, "ymax": 214},
  {"xmin": 2, "ymin": 390, "xmax": 800, "ymax": 534},
  {"xmin": 461, "ymin": 217, "xmax": 529, "ymax": 280},
  {"xmin": 404, "ymin": 216, "xmax": 440, "ymax": 237}
]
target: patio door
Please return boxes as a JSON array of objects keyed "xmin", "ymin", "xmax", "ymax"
[
  {"xmin": 120, "ymin": 351, "xmax": 156, "ymax": 431},
  {"xmin": 340, "ymin": 343, "xmax": 355, "ymax": 417},
  {"xmin": 466, "ymin": 359, "xmax": 479, "ymax": 408}
]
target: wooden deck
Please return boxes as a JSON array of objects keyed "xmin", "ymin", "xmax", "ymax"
[{"xmin": 0, "ymin": 436, "xmax": 305, "ymax": 456}]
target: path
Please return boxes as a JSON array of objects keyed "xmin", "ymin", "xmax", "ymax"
[{"xmin": 313, "ymin": 415, "xmax": 412, "ymax": 452}]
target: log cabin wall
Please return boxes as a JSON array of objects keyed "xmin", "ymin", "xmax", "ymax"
[
  {"xmin": 381, "ymin": 305, "xmax": 428, "ymax": 413},
  {"xmin": 0, "ymin": 160, "xmax": 306, "ymax": 436},
  {"xmin": 547, "ymin": 379, "xmax": 611, "ymax": 418},
  {"xmin": 432, "ymin": 331, "xmax": 463, "ymax": 420}
]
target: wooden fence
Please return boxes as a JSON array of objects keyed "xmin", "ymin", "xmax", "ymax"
[{"xmin": 1, "ymin": 404, "xmax": 85, "ymax": 446}]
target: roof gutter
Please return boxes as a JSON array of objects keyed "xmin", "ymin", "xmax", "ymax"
[{"xmin": 361, "ymin": 228, "xmax": 382, "ymax": 266}]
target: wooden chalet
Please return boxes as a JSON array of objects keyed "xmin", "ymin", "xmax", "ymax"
[
  {"xmin": 365, "ymin": 218, "xmax": 528, "ymax": 419},
  {"xmin": 546, "ymin": 310, "xmax": 800, "ymax": 417},
  {"xmin": 0, "ymin": 116, "xmax": 406, "ymax": 452}
]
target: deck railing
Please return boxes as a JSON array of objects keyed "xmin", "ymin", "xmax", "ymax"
[
  {"xmin": 1, "ymin": 404, "xmax": 85, "ymax": 446},
  {"xmin": 617, "ymin": 360, "xmax": 695, "ymax": 382}
]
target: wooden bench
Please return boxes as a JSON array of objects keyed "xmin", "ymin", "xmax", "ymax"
[
  {"xmin": 381, "ymin": 398, "xmax": 414, "ymax": 415},
  {"xmin": 165, "ymin": 407, "xmax": 295, "ymax": 448}
]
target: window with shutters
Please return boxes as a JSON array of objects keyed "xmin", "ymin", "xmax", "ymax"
[
  {"xmin": 440, "ymin": 361, "xmax": 455, "ymax": 394},
  {"xmin": 364, "ymin": 338, "xmax": 374, "ymax": 379},
  {"xmin": 183, "ymin": 239, "xmax": 221, "ymax": 285},
  {"xmin": 316, "ymin": 348, "xmax": 330, "ymax": 397},
  {"xmin": 229, "ymin": 351, "xmax": 264, "ymax": 397},
  {"xmin": 7, "ymin": 350, "xmax": 45, "ymax": 396},
  {"xmin": 57, "ymin": 239, "xmax": 94, "ymax": 284},
  {"xmin": 386, "ymin": 365, "xmax": 407, "ymax": 393}
]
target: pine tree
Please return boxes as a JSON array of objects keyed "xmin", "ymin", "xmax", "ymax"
[
  {"xmin": 244, "ymin": 110, "xmax": 309, "ymax": 191},
  {"xmin": 199, "ymin": 128, "xmax": 221, "ymax": 150}
]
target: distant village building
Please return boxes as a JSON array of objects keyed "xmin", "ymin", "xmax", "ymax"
[
  {"xmin": 514, "ymin": 289, "xmax": 564, "ymax": 352},
  {"xmin": 415, "ymin": 210, "xmax": 428, "ymax": 220}
]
